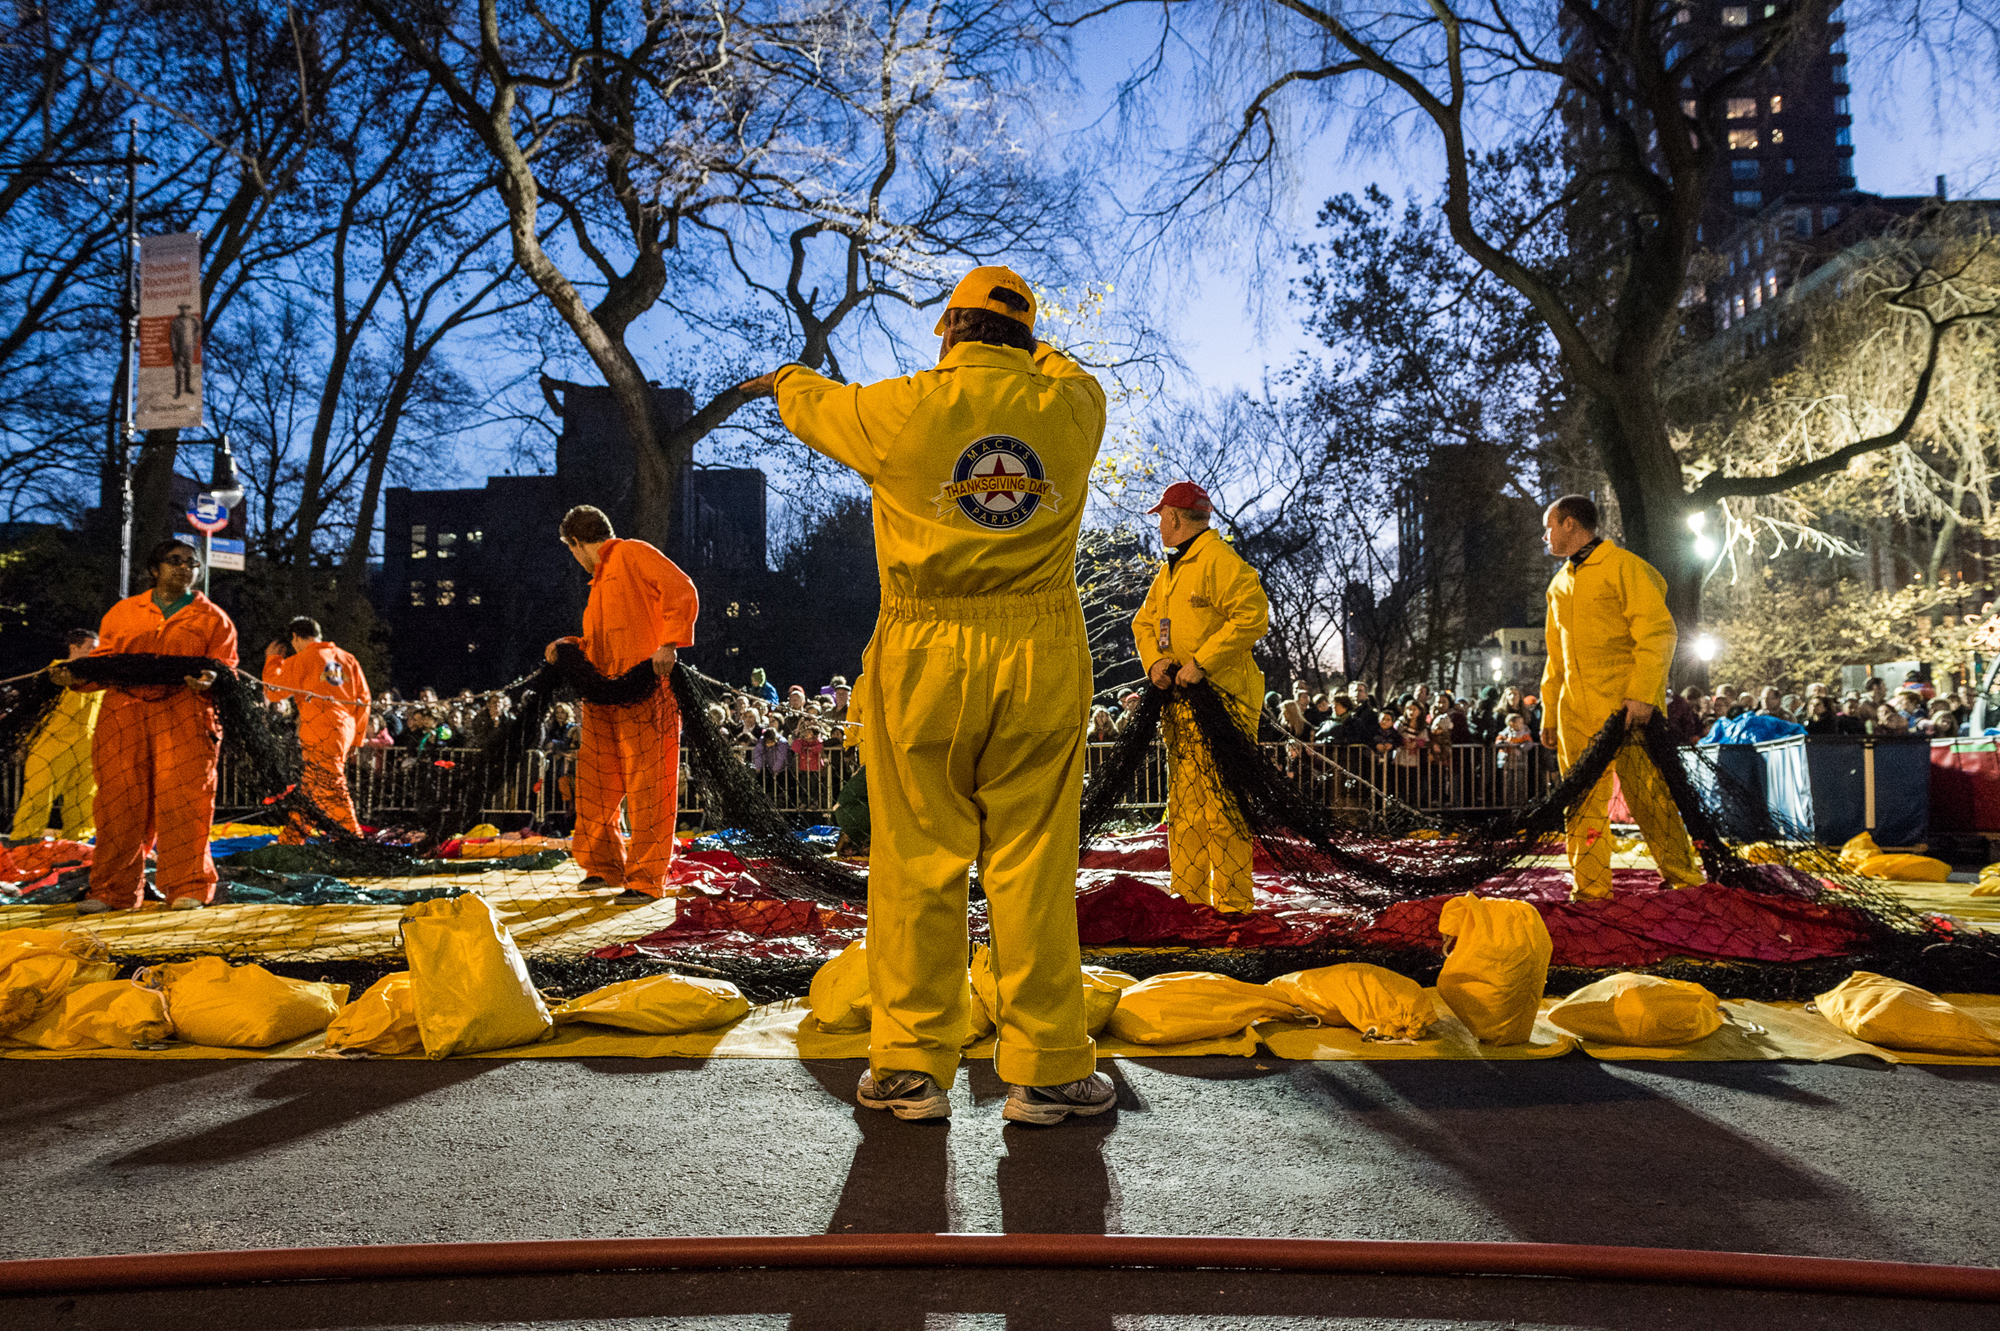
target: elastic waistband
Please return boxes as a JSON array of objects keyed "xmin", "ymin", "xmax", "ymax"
[{"xmin": 880, "ymin": 588, "xmax": 1080, "ymax": 622}]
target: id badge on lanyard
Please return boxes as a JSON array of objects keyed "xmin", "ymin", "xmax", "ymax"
[{"xmin": 1157, "ymin": 617, "xmax": 1171, "ymax": 653}]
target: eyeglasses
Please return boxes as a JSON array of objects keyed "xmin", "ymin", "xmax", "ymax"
[{"xmin": 158, "ymin": 556, "xmax": 199, "ymax": 568}]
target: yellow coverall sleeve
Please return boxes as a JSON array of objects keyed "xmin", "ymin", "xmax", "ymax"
[
  {"xmin": 1132, "ymin": 567, "xmax": 1170, "ymax": 677},
  {"xmin": 1539, "ymin": 587, "xmax": 1564, "ymax": 719},
  {"xmin": 1188, "ymin": 555, "xmax": 1270, "ymax": 672},
  {"xmin": 1619, "ymin": 554, "xmax": 1677, "ymax": 705},
  {"xmin": 772, "ymin": 363, "xmax": 921, "ymax": 482},
  {"xmin": 1032, "ymin": 343, "xmax": 1108, "ymax": 422}
]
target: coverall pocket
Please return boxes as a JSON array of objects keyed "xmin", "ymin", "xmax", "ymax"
[
  {"xmin": 995, "ymin": 638, "xmax": 1085, "ymax": 736},
  {"xmin": 877, "ymin": 649, "xmax": 963, "ymax": 745}
]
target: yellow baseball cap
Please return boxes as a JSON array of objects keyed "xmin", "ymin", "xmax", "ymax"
[{"xmin": 933, "ymin": 265, "xmax": 1036, "ymax": 335}]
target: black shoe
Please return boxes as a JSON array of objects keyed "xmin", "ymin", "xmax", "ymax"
[
  {"xmin": 613, "ymin": 889, "xmax": 660, "ymax": 904},
  {"xmin": 578, "ymin": 876, "xmax": 611, "ymax": 887}
]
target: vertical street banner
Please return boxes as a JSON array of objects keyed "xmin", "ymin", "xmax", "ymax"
[{"xmin": 134, "ymin": 233, "xmax": 203, "ymax": 431}]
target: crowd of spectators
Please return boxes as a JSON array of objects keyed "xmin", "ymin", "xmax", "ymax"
[{"xmin": 1690, "ymin": 672, "xmax": 1984, "ymax": 740}]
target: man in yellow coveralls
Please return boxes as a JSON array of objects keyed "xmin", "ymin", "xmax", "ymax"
[
  {"xmin": 738, "ymin": 265, "xmax": 1112, "ymax": 1125},
  {"xmin": 8, "ymin": 629, "xmax": 103, "ymax": 845},
  {"xmin": 1131, "ymin": 482, "xmax": 1270, "ymax": 914},
  {"xmin": 1540, "ymin": 494, "xmax": 1704, "ymax": 901}
]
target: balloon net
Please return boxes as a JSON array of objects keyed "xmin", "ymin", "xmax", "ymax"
[{"xmin": 0, "ymin": 657, "xmax": 1991, "ymax": 1006}]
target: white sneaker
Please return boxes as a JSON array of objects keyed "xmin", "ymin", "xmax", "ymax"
[
  {"xmin": 856, "ymin": 1070, "xmax": 952, "ymax": 1120},
  {"xmin": 168, "ymin": 897, "xmax": 204, "ymax": 911},
  {"xmin": 1002, "ymin": 1072, "xmax": 1116, "ymax": 1125}
]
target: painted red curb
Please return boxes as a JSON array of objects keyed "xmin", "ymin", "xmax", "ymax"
[{"xmin": 1, "ymin": 1233, "xmax": 1995, "ymax": 1302}]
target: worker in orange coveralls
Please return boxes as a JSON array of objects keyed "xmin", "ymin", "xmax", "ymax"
[
  {"xmin": 262, "ymin": 616, "xmax": 370, "ymax": 839},
  {"xmin": 544, "ymin": 504, "xmax": 698, "ymax": 903},
  {"xmin": 74, "ymin": 538, "xmax": 239, "ymax": 914}
]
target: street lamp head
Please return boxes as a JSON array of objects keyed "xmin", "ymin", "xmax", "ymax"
[
  {"xmin": 208, "ymin": 435, "xmax": 245, "ymax": 509},
  {"xmin": 1695, "ymin": 633, "xmax": 1719, "ymax": 663}
]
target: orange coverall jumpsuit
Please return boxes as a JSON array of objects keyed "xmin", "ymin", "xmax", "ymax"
[
  {"xmin": 262, "ymin": 640, "xmax": 370, "ymax": 837},
  {"xmin": 83, "ymin": 591, "xmax": 239, "ymax": 909},
  {"xmin": 562, "ymin": 538, "xmax": 698, "ymax": 896}
]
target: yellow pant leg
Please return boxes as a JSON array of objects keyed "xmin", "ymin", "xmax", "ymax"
[
  {"xmin": 1556, "ymin": 711, "xmax": 1616, "ymax": 900},
  {"xmin": 862, "ymin": 611, "xmax": 1095, "ymax": 1089},
  {"xmin": 1616, "ymin": 743, "xmax": 1702, "ymax": 888},
  {"xmin": 974, "ymin": 721, "xmax": 1096, "ymax": 1086}
]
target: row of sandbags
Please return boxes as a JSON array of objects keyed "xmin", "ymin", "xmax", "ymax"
[
  {"xmin": 808, "ymin": 894, "xmax": 2000, "ymax": 1056},
  {"xmin": 0, "ymin": 894, "xmax": 750, "ymax": 1057}
]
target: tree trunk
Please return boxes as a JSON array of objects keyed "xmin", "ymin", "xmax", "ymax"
[{"xmin": 1592, "ymin": 385, "xmax": 1707, "ymax": 687}]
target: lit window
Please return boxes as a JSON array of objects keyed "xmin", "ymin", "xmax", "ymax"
[
  {"xmin": 1674, "ymin": 6, "xmax": 1691, "ymax": 22},
  {"xmin": 468, "ymin": 642, "xmax": 479, "ymax": 654},
  {"xmin": 409, "ymin": 580, "xmax": 425, "ymax": 606},
  {"xmin": 1765, "ymin": 269, "xmax": 1778, "ymax": 299},
  {"xmin": 1728, "ymin": 129, "xmax": 1759, "ymax": 150},
  {"xmin": 1722, "ymin": 5, "xmax": 1749, "ymax": 24},
  {"xmin": 435, "ymin": 579, "xmax": 455, "ymax": 606},
  {"xmin": 411, "ymin": 525, "xmax": 426, "ymax": 559},
  {"xmin": 1682, "ymin": 99, "xmax": 1697, "ymax": 117},
  {"xmin": 467, "ymin": 589, "xmax": 482, "ymax": 606},
  {"xmin": 1750, "ymin": 285, "xmax": 1762, "ymax": 310},
  {"xmin": 1726, "ymin": 97, "xmax": 1758, "ymax": 119},
  {"xmin": 1771, "ymin": 128, "xmax": 1784, "ymax": 144},
  {"xmin": 1734, "ymin": 190, "xmax": 1763, "ymax": 209},
  {"xmin": 467, "ymin": 530, "xmax": 483, "ymax": 547},
  {"xmin": 1733, "ymin": 294, "xmax": 1746, "ymax": 318},
  {"xmin": 437, "ymin": 532, "xmax": 456, "ymax": 560},
  {"xmin": 1720, "ymin": 304, "xmax": 1732, "ymax": 330}
]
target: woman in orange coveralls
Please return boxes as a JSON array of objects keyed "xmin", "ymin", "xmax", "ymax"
[
  {"xmin": 544, "ymin": 504, "xmax": 698, "ymax": 903},
  {"xmin": 261, "ymin": 615, "xmax": 370, "ymax": 837},
  {"xmin": 75, "ymin": 538, "xmax": 239, "ymax": 914}
]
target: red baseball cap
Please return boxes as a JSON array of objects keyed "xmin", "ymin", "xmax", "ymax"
[{"xmin": 1147, "ymin": 481, "xmax": 1213, "ymax": 515}]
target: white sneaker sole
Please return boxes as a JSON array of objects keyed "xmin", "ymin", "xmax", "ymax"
[{"xmin": 1001, "ymin": 1093, "xmax": 1116, "ymax": 1126}]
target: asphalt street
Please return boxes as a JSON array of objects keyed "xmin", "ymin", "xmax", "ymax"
[{"xmin": 2, "ymin": 1053, "xmax": 1996, "ymax": 1330}]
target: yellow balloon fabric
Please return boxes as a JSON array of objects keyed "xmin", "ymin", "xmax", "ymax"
[
  {"xmin": 1436, "ymin": 894, "xmax": 1552, "ymax": 1046},
  {"xmin": 1269, "ymin": 963, "xmax": 1435, "ymax": 1041},
  {"xmin": 1838, "ymin": 831, "xmax": 1881, "ymax": 871},
  {"xmin": 139, "ymin": 956, "xmax": 346, "ymax": 1048},
  {"xmin": 1812, "ymin": 971, "xmax": 2000, "ymax": 1056},
  {"xmin": 9, "ymin": 979, "xmax": 171, "ymax": 1050},
  {"xmin": 809, "ymin": 937, "xmax": 871, "ymax": 1033},
  {"xmin": 1545, "ymin": 973, "xmax": 1724, "ymax": 1046},
  {"xmin": 401, "ymin": 892, "xmax": 554, "ymax": 1058},
  {"xmin": 553, "ymin": 974, "xmax": 749, "ymax": 1035},
  {"xmin": 1853, "ymin": 853, "xmax": 1952, "ymax": 883},
  {"xmin": 1104, "ymin": 970, "xmax": 1301, "ymax": 1045},
  {"xmin": 0, "ymin": 928, "xmax": 115, "ymax": 1036},
  {"xmin": 324, "ymin": 972, "xmax": 421, "ymax": 1056}
]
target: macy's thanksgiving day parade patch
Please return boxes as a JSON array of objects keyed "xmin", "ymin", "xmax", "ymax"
[{"xmin": 934, "ymin": 433, "xmax": 1063, "ymax": 529}]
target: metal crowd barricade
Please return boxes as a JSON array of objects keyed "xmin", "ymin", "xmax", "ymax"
[{"xmin": 5, "ymin": 738, "xmax": 1554, "ymax": 833}]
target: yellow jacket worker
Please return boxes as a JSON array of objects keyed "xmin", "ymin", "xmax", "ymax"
[
  {"xmin": 8, "ymin": 629, "xmax": 103, "ymax": 845},
  {"xmin": 1539, "ymin": 494, "xmax": 1702, "ymax": 901},
  {"xmin": 740, "ymin": 265, "xmax": 1114, "ymax": 1126},
  {"xmin": 1131, "ymin": 483, "xmax": 1270, "ymax": 913}
]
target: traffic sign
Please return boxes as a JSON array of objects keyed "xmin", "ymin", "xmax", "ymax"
[
  {"xmin": 186, "ymin": 493, "xmax": 230, "ymax": 534},
  {"xmin": 208, "ymin": 537, "xmax": 245, "ymax": 572}
]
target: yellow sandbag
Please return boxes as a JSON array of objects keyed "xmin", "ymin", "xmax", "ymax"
[
  {"xmin": 1436, "ymin": 894, "xmax": 1551, "ymax": 1046},
  {"xmin": 0, "ymin": 928, "xmax": 116, "ymax": 1035},
  {"xmin": 459, "ymin": 838, "xmax": 567, "ymax": 860},
  {"xmin": 324, "ymin": 972, "xmax": 421, "ymax": 1056},
  {"xmin": 139, "ymin": 956, "xmax": 347, "ymax": 1048},
  {"xmin": 809, "ymin": 937, "xmax": 870, "ymax": 1033},
  {"xmin": 466, "ymin": 823, "xmax": 501, "ymax": 840},
  {"xmin": 1545, "ymin": 973, "xmax": 1723, "ymax": 1046},
  {"xmin": 553, "ymin": 974, "xmax": 749, "ymax": 1034},
  {"xmin": 1104, "ymin": 971, "xmax": 1302, "ymax": 1045},
  {"xmin": 401, "ymin": 892, "xmax": 554, "ymax": 1058},
  {"xmin": 968, "ymin": 944, "xmax": 998, "ymax": 1040},
  {"xmin": 1812, "ymin": 971, "xmax": 2000, "ymax": 1056},
  {"xmin": 1838, "ymin": 831, "xmax": 1880, "ymax": 871},
  {"xmin": 1082, "ymin": 966, "xmax": 1136, "ymax": 1037},
  {"xmin": 1269, "ymin": 963, "xmax": 1435, "ymax": 1041},
  {"xmin": 1853, "ymin": 853, "xmax": 1951, "ymax": 883},
  {"xmin": 9, "ymin": 979, "xmax": 171, "ymax": 1050}
]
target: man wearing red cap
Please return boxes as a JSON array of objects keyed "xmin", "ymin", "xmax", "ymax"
[
  {"xmin": 1132, "ymin": 483, "xmax": 1270, "ymax": 914},
  {"xmin": 737, "ymin": 264, "xmax": 1113, "ymax": 1126}
]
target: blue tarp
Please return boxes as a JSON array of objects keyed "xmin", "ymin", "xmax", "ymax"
[
  {"xmin": 1700, "ymin": 713, "xmax": 1807, "ymax": 745},
  {"xmin": 1757, "ymin": 734, "xmax": 1931, "ymax": 846}
]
